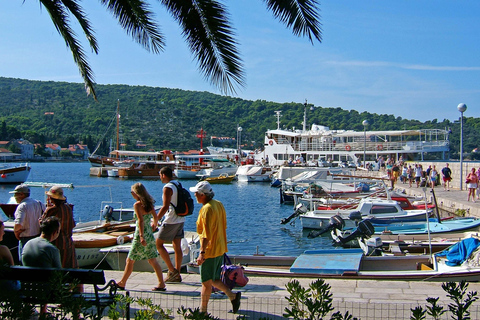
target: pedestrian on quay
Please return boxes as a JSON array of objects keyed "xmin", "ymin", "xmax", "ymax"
[
  {"xmin": 430, "ymin": 165, "xmax": 438, "ymax": 189},
  {"xmin": 155, "ymin": 166, "xmax": 184, "ymax": 283},
  {"xmin": 441, "ymin": 163, "xmax": 452, "ymax": 191},
  {"xmin": 466, "ymin": 168, "xmax": 479, "ymax": 202},
  {"xmin": 11, "ymin": 184, "xmax": 46, "ymax": 262},
  {"xmin": 41, "ymin": 186, "xmax": 78, "ymax": 268},
  {"xmin": 190, "ymin": 181, "xmax": 241, "ymax": 314},
  {"xmin": 116, "ymin": 183, "xmax": 166, "ymax": 291},
  {"xmin": 414, "ymin": 164, "xmax": 423, "ymax": 188}
]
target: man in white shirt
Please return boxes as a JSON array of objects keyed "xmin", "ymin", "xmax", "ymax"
[{"xmin": 11, "ymin": 184, "xmax": 45, "ymax": 262}]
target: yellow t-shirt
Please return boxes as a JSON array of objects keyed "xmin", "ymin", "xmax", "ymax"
[{"xmin": 196, "ymin": 199, "xmax": 228, "ymax": 259}]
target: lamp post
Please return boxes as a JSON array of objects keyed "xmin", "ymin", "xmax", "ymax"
[
  {"xmin": 237, "ymin": 126, "xmax": 243, "ymax": 159},
  {"xmin": 362, "ymin": 120, "xmax": 369, "ymax": 169},
  {"xmin": 458, "ymin": 103, "xmax": 467, "ymax": 191}
]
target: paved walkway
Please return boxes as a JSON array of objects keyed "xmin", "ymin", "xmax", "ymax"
[
  {"xmin": 94, "ymin": 171, "xmax": 480, "ymax": 319},
  {"xmin": 98, "ymin": 270, "xmax": 480, "ymax": 319}
]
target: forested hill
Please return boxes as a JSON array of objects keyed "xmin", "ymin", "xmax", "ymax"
[{"xmin": 0, "ymin": 77, "xmax": 477, "ymax": 158}]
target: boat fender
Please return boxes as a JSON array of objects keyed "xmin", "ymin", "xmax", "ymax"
[
  {"xmin": 345, "ymin": 145, "xmax": 351, "ymax": 151},
  {"xmin": 116, "ymin": 235, "xmax": 125, "ymax": 245},
  {"xmin": 181, "ymin": 238, "xmax": 190, "ymax": 256}
]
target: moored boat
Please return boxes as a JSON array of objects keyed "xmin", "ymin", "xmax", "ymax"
[
  {"xmin": 236, "ymin": 165, "xmax": 273, "ymax": 182},
  {"xmin": 0, "ymin": 163, "xmax": 31, "ymax": 184},
  {"xmin": 100, "ymin": 231, "xmax": 200, "ymax": 272},
  {"xmin": 202, "ymin": 173, "xmax": 236, "ymax": 184}
]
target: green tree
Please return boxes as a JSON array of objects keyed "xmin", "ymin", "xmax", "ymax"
[{"xmin": 29, "ymin": 1, "xmax": 322, "ymax": 100}]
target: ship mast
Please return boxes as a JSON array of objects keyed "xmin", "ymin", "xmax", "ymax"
[
  {"xmin": 274, "ymin": 111, "xmax": 282, "ymax": 130},
  {"xmin": 303, "ymin": 99, "xmax": 308, "ymax": 132},
  {"xmin": 116, "ymin": 99, "xmax": 120, "ymax": 152}
]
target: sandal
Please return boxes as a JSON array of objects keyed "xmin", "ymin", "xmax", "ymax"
[
  {"xmin": 115, "ymin": 283, "xmax": 125, "ymax": 291},
  {"xmin": 152, "ymin": 286, "xmax": 166, "ymax": 291}
]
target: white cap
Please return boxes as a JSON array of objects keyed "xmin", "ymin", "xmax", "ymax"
[{"xmin": 189, "ymin": 181, "xmax": 214, "ymax": 196}]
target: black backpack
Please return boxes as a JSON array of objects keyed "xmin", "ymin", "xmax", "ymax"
[{"xmin": 171, "ymin": 181, "xmax": 194, "ymax": 216}]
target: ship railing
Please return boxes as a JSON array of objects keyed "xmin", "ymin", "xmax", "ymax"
[{"xmin": 292, "ymin": 141, "xmax": 449, "ymax": 152}]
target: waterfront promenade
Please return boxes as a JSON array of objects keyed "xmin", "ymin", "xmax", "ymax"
[
  {"xmin": 95, "ymin": 169, "xmax": 480, "ymax": 319},
  {"xmin": 101, "ymin": 269, "xmax": 480, "ymax": 319}
]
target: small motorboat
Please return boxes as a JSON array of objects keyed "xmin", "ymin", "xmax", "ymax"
[{"xmin": 202, "ymin": 173, "xmax": 236, "ymax": 184}]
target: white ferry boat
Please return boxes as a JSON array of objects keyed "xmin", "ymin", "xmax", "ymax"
[{"xmin": 260, "ymin": 110, "xmax": 450, "ymax": 167}]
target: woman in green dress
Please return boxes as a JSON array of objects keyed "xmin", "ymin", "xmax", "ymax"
[{"xmin": 116, "ymin": 183, "xmax": 166, "ymax": 291}]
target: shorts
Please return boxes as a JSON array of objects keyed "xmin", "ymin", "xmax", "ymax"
[
  {"xmin": 415, "ymin": 176, "xmax": 421, "ymax": 182},
  {"xmin": 468, "ymin": 183, "xmax": 478, "ymax": 189},
  {"xmin": 443, "ymin": 176, "xmax": 451, "ymax": 182},
  {"xmin": 200, "ymin": 255, "xmax": 223, "ymax": 283},
  {"xmin": 156, "ymin": 222, "xmax": 184, "ymax": 241}
]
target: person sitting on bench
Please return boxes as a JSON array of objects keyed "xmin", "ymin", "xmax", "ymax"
[
  {"xmin": 0, "ymin": 220, "xmax": 20, "ymax": 292},
  {"xmin": 22, "ymin": 216, "xmax": 62, "ymax": 269}
]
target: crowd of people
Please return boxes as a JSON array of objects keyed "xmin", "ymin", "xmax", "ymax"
[{"xmin": 0, "ymin": 171, "xmax": 241, "ymax": 316}]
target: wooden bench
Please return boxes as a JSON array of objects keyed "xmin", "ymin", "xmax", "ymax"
[{"xmin": 0, "ymin": 266, "xmax": 130, "ymax": 320}]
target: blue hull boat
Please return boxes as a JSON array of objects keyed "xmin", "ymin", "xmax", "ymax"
[{"xmin": 373, "ymin": 217, "xmax": 480, "ymax": 235}]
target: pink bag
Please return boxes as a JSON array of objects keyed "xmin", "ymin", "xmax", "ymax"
[{"xmin": 214, "ymin": 254, "xmax": 249, "ymax": 291}]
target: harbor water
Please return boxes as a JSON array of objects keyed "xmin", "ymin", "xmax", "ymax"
[{"xmin": 0, "ymin": 162, "xmax": 332, "ymax": 256}]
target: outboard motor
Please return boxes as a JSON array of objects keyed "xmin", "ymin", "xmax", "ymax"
[
  {"xmin": 348, "ymin": 211, "xmax": 363, "ymax": 226},
  {"xmin": 336, "ymin": 219, "xmax": 375, "ymax": 245},
  {"xmin": 102, "ymin": 205, "xmax": 115, "ymax": 223},
  {"xmin": 307, "ymin": 215, "xmax": 345, "ymax": 238},
  {"xmin": 362, "ymin": 237, "xmax": 383, "ymax": 256},
  {"xmin": 281, "ymin": 203, "xmax": 308, "ymax": 225}
]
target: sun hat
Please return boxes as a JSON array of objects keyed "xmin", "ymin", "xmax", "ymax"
[
  {"xmin": 46, "ymin": 185, "xmax": 66, "ymax": 200},
  {"xmin": 9, "ymin": 184, "xmax": 30, "ymax": 194},
  {"xmin": 189, "ymin": 181, "xmax": 214, "ymax": 196}
]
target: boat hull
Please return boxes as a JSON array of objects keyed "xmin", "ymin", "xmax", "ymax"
[{"xmin": 0, "ymin": 164, "xmax": 31, "ymax": 184}]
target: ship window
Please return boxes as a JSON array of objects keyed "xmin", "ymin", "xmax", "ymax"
[{"xmin": 370, "ymin": 205, "xmax": 399, "ymax": 214}]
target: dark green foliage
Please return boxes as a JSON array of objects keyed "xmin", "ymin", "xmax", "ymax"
[
  {"xmin": 177, "ymin": 306, "xmax": 220, "ymax": 319},
  {"xmin": 0, "ymin": 77, "xmax": 477, "ymax": 157},
  {"xmin": 442, "ymin": 281, "xmax": 478, "ymax": 320}
]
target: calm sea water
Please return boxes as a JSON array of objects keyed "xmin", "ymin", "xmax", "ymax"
[{"xmin": 0, "ymin": 162, "xmax": 332, "ymax": 256}]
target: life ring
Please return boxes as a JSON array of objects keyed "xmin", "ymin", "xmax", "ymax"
[
  {"xmin": 268, "ymin": 140, "xmax": 273, "ymax": 146},
  {"xmin": 345, "ymin": 145, "xmax": 351, "ymax": 151},
  {"xmin": 377, "ymin": 144, "xmax": 383, "ymax": 151}
]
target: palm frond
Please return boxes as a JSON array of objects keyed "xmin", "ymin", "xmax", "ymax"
[
  {"xmin": 40, "ymin": 0, "xmax": 97, "ymax": 99},
  {"xmin": 264, "ymin": 0, "xmax": 322, "ymax": 44},
  {"xmin": 100, "ymin": 0, "xmax": 165, "ymax": 54},
  {"xmin": 59, "ymin": 0, "xmax": 99, "ymax": 53},
  {"xmin": 161, "ymin": 0, "xmax": 245, "ymax": 95}
]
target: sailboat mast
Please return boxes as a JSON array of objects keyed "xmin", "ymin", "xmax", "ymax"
[{"xmin": 116, "ymin": 100, "xmax": 120, "ymax": 152}]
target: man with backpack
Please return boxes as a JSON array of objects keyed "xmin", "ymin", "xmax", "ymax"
[{"xmin": 155, "ymin": 167, "xmax": 185, "ymax": 283}]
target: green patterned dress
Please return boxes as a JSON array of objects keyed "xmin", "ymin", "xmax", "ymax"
[{"xmin": 128, "ymin": 212, "xmax": 159, "ymax": 261}]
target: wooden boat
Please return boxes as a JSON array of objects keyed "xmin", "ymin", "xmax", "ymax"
[
  {"xmin": 115, "ymin": 150, "xmax": 175, "ymax": 178},
  {"xmin": 100, "ymin": 231, "xmax": 200, "ymax": 272},
  {"xmin": 194, "ymin": 238, "xmax": 480, "ymax": 282},
  {"xmin": 202, "ymin": 173, "xmax": 235, "ymax": 184},
  {"xmin": 0, "ymin": 163, "xmax": 31, "ymax": 184}
]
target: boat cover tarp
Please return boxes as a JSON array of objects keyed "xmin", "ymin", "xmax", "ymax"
[
  {"xmin": 290, "ymin": 248, "xmax": 364, "ymax": 274},
  {"xmin": 436, "ymin": 237, "xmax": 480, "ymax": 266}
]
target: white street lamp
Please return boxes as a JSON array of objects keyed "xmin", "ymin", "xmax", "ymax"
[
  {"xmin": 362, "ymin": 120, "xmax": 369, "ymax": 169},
  {"xmin": 237, "ymin": 126, "xmax": 243, "ymax": 159},
  {"xmin": 458, "ymin": 103, "xmax": 467, "ymax": 191}
]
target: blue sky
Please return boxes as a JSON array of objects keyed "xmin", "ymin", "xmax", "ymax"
[{"xmin": 1, "ymin": 1, "xmax": 479, "ymax": 122}]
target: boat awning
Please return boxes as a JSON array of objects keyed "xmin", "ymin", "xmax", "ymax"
[{"xmin": 290, "ymin": 249, "xmax": 364, "ymax": 274}]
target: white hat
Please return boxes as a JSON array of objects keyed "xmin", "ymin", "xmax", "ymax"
[
  {"xmin": 9, "ymin": 184, "xmax": 30, "ymax": 194},
  {"xmin": 189, "ymin": 181, "xmax": 214, "ymax": 196}
]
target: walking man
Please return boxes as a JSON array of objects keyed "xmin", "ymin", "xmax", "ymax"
[
  {"xmin": 155, "ymin": 167, "xmax": 184, "ymax": 282},
  {"xmin": 12, "ymin": 184, "xmax": 45, "ymax": 261},
  {"xmin": 441, "ymin": 163, "xmax": 452, "ymax": 191},
  {"xmin": 190, "ymin": 181, "xmax": 241, "ymax": 314}
]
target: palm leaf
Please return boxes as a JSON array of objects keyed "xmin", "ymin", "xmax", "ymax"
[
  {"xmin": 264, "ymin": 0, "xmax": 322, "ymax": 44},
  {"xmin": 161, "ymin": 0, "xmax": 245, "ymax": 95}
]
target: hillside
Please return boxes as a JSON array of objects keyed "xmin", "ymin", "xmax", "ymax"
[{"xmin": 0, "ymin": 77, "xmax": 477, "ymax": 159}]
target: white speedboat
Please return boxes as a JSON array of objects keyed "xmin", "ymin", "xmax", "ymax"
[
  {"xmin": 293, "ymin": 198, "xmax": 429, "ymax": 230},
  {"xmin": 236, "ymin": 165, "xmax": 273, "ymax": 182},
  {"xmin": 196, "ymin": 158, "xmax": 238, "ymax": 178},
  {"xmin": 100, "ymin": 231, "xmax": 200, "ymax": 272}
]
